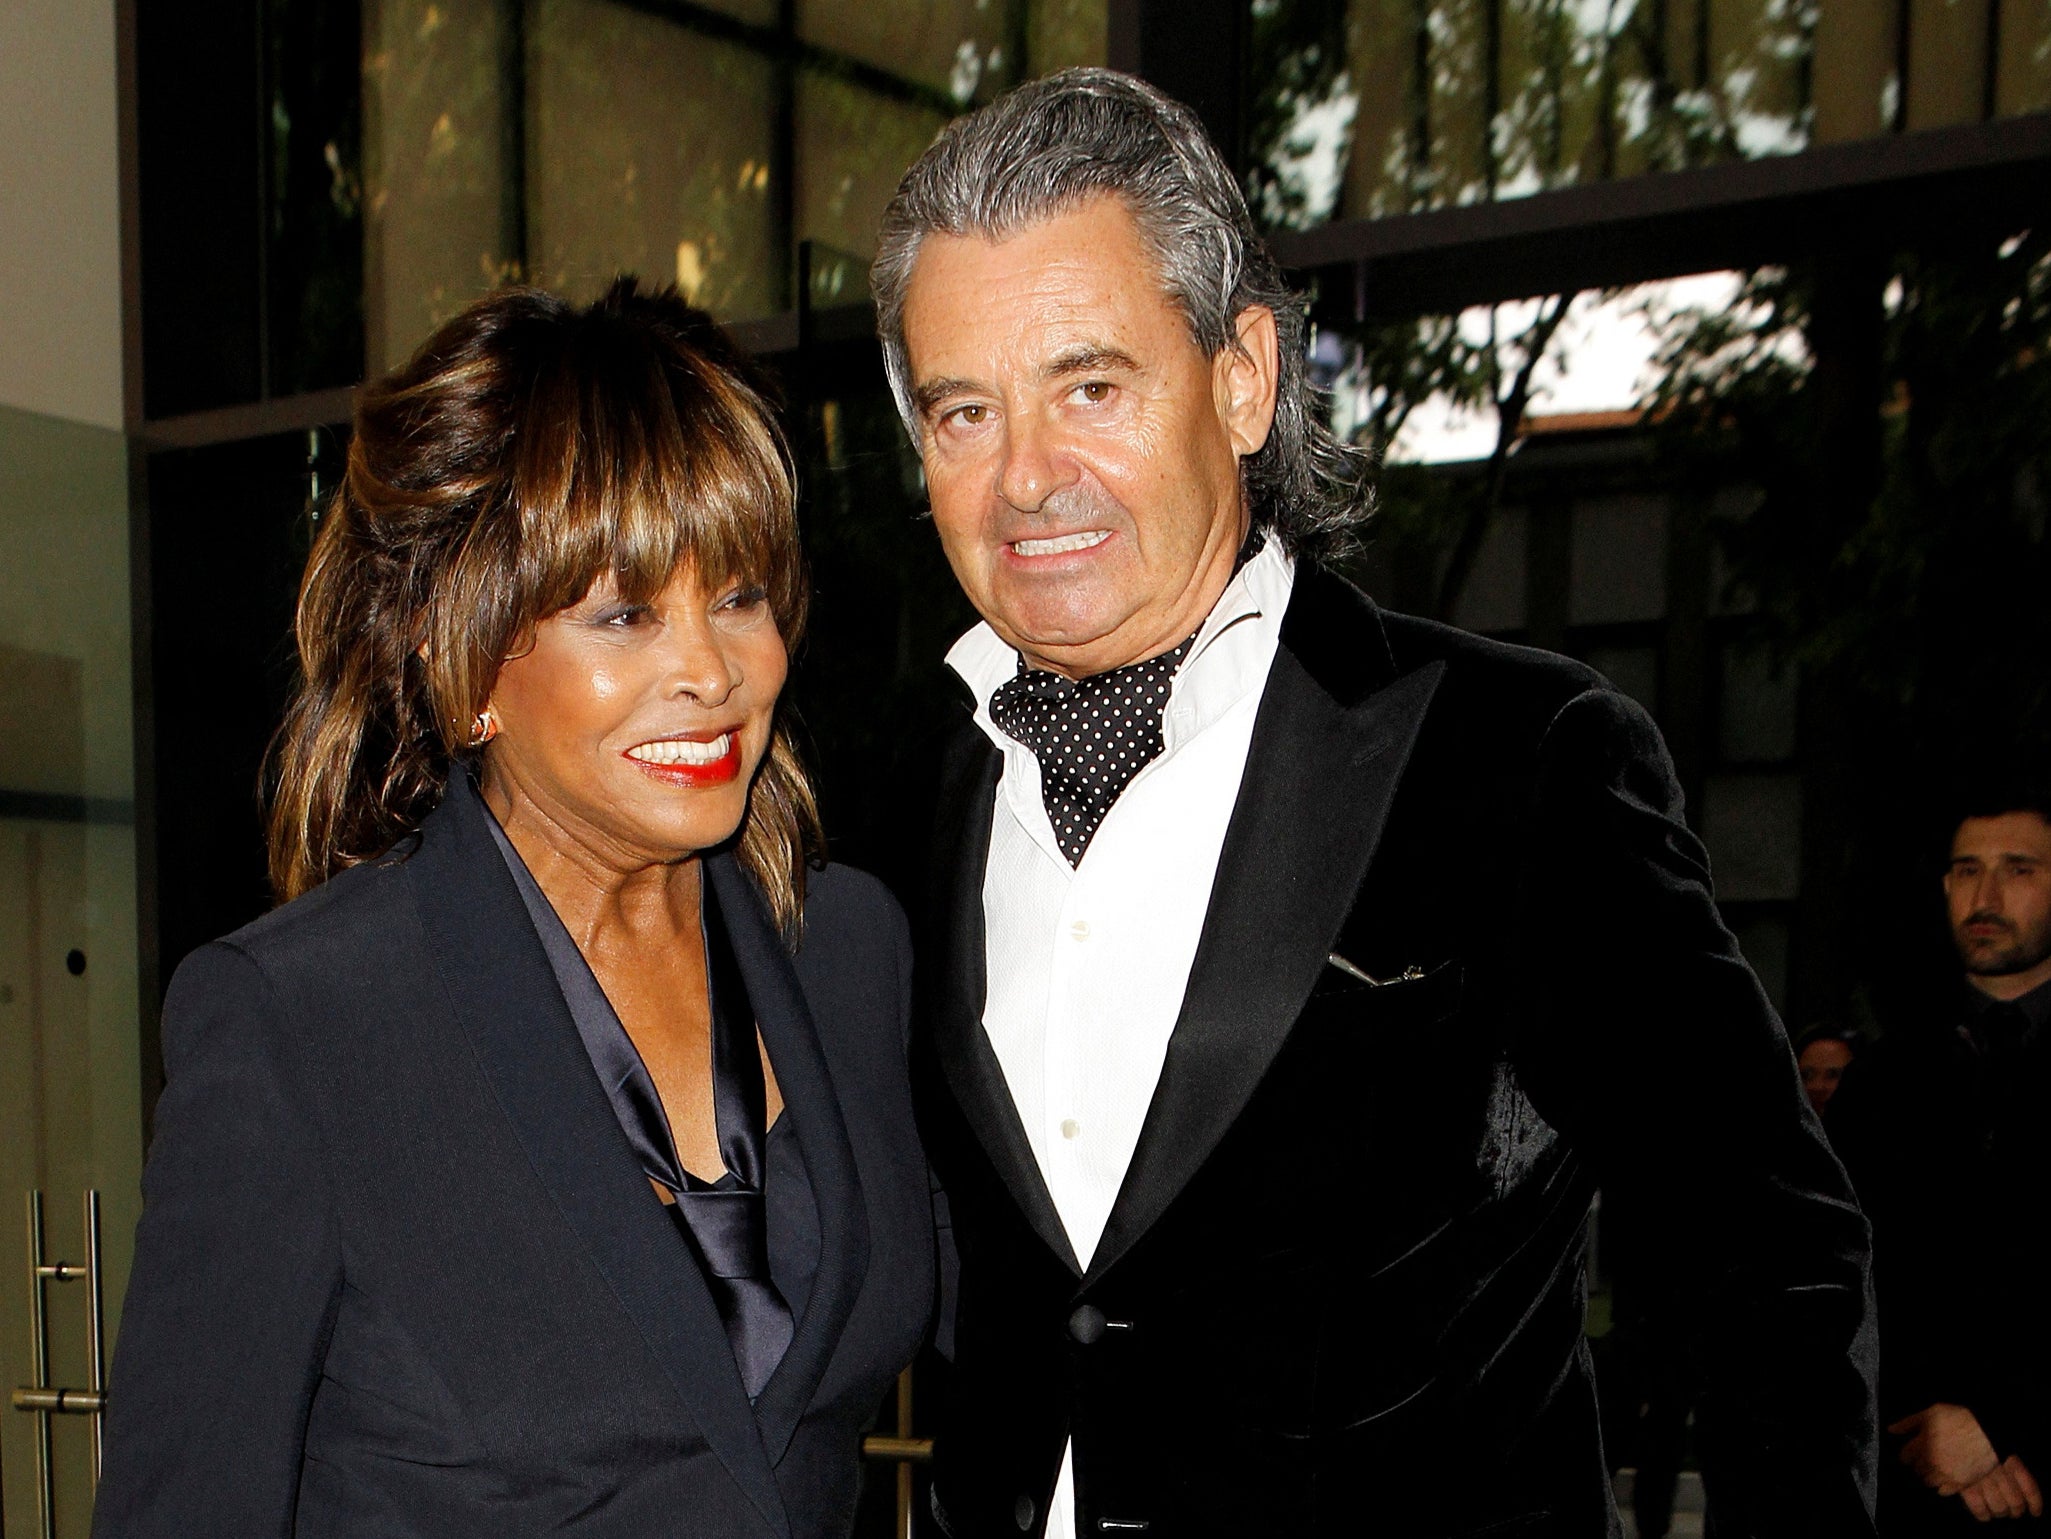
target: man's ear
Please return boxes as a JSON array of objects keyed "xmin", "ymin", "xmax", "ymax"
[{"xmin": 1217, "ymin": 304, "xmax": 1280, "ymax": 459}]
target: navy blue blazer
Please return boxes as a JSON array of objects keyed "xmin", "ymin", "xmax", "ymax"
[{"xmin": 94, "ymin": 774, "xmax": 933, "ymax": 1538}]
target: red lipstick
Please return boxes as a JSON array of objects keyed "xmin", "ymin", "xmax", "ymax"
[{"xmin": 622, "ymin": 733, "xmax": 744, "ymax": 788}]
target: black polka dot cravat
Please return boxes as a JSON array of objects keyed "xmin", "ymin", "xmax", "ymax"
[{"xmin": 988, "ymin": 633, "xmax": 1198, "ymax": 866}]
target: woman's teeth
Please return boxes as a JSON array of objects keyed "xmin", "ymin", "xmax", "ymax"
[
  {"xmin": 1012, "ymin": 530, "xmax": 1110, "ymax": 557},
  {"xmin": 627, "ymin": 733, "xmax": 732, "ymax": 765}
]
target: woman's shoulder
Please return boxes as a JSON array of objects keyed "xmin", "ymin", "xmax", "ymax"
[
  {"xmin": 790, "ymin": 861, "xmax": 912, "ymax": 1010},
  {"xmin": 173, "ymin": 850, "xmax": 422, "ymax": 1002},
  {"xmin": 799, "ymin": 861, "xmax": 909, "ymax": 953}
]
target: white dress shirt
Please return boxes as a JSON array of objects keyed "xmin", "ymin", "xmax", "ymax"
[{"xmin": 944, "ymin": 537, "xmax": 1295, "ymax": 1539}]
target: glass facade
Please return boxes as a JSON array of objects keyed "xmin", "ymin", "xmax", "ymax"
[
  {"xmin": 357, "ymin": 0, "xmax": 1109, "ymax": 371},
  {"xmin": 0, "ymin": 404, "xmax": 144, "ymax": 1536},
  {"xmin": 523, "ymin": 1, "xmax": 791, "ymax": 317},
  {"xmin": 1246, "ymin": 0, "xmax": 2051, "ymax": 231}
]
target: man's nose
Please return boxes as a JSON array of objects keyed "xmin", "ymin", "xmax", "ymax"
[
  {"xmin": 995, "ymin": 414, "xmax": 1074, "ymax": 513},
  {"xmin": 1974, "ymin": 867, "xmax": 2008, "ymax": 913}
]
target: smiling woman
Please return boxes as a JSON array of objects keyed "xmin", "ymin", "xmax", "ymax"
[
  {"xmin": 91, "ymin": 282, "xmax": 934, "ymax": 1539},
  {"xmin": 269, "ymin": 279, "xmax": 815, "ymax": 931}
]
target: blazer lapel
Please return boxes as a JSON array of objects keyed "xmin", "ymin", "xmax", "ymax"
[
  {"xmin": 1085, "ymin": 568, "xmax": 1445, "ymax": 1283},
  {"xmin": 405, "ymin": 775, "xmax": 789, "ymax": 1538},
  {"xmin": 925, "ymin": 715, "xmax": 1084, "ymax": 1276},
  {"xmin": 706, "ymin": 852, "xmax": 871, "ymax": 1462}
]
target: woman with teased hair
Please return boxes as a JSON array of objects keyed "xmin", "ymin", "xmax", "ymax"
[{"xmin": 94, "ymin": 282, "xmax": 933, "ymax": 1539}]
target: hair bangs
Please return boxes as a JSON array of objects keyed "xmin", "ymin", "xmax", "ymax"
[{"xmin": 500, "ymin": 326, "xmax": 805, "ymax": 652}]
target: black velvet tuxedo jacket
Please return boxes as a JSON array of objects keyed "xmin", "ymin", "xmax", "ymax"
[
  {"xmin": 913, "ymin": 564, "xmax": 1877, "ymax": 1539},
  {"xmin": 94, "ymin": 775, "xmax": 933, "ymax": 1539}
]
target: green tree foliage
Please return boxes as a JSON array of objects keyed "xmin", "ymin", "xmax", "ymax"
[{"xmin": 1323, "ymin": 294, "xmax": 1578, "ymax": 620}]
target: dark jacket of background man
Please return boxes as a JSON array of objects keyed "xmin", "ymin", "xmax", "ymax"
[
  {"xmin": 1833, "ymin": 987, "xmax": 2051, "ymax": 1528},
  {"xmin": 916, "ymin": 563, "xmax": 1880, "ymax": 1538},
  {"xmin": 1833, "ymin": 801, "xmax": 2051, "ymax": 1534}
]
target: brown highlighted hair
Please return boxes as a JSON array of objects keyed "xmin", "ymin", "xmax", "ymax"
[{"xmin": 267, "ymin": 280, "xmax": 821, "ymax": 934}]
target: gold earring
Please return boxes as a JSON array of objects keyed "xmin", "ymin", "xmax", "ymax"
[{"xmin": 467, "ymin": 708, "xmax": 500, "ymax": 748}]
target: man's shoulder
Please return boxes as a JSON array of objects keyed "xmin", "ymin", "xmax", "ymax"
[
  {"xmin": 1379, "ymin": 606, "xmax": 1606, "ymax": 701},
  {"xmin": 1290, "ymin": 565, "xmax": 1607, "ymax": 731}
]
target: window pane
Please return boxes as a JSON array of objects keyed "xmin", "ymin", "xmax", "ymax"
[
  {"xmin": 1905, "ymin": 0, "xmax": 1989, "ymax": 130},
  {"xmin": 1702, "ymin": 772, "xmax": 1802, "ymax": 901},
  {"xmin": 1028, "ymin": 0, "xmax": 1109, "ymax": 73},
  {"xmin": 362, "ymin": 0, "xmax": 516, "ymax": 372},
  {"xmin": 1718, "ymin": 641, "xmax": 1798, "ymax": 764},
  {"xmin": 1251, "ymin": 0, "xmax": 2051, "ymax": 229},
  {"xmin": 527, "ymin": 0, "xmax": 783, "ymax": 320},
  {"xmin": 1569, "ymin": 494, "xmax": 1668, "ymax": 626},
  {"xmin": 1449, "ymin": 506, "xmax": 1528, "ymax": 634},
  {"xmin": 799, "ymin": 0, "xmax": 1020, "ymax": 107},
  {"xmin": 0, "ymin": 404, "xmax": 145, "ymax": 1523},
  {"xmin": 1995, "ymin": 0, "xmax": 2051, "ymax": 116},
  {"xmin": 796, "ymin": 69, "xmax": 946, "ymax": 278},
  {"xmin": 1340, "ymin": 0, "xmax": 1420, "ymax": 218},
  {"xmin": 1426, "ymin": 0, "xmax": 1494, "ymax": 205},
  {"xmin": 264, "ymin": 0, "xmax": 367, "ymax": 393}
]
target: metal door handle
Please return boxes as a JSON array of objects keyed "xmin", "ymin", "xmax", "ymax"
[
  {"xmin": 11, "ymin": 1387, "xmax": 106, "ymax": 1414},
  {"xmin": 12, "ymin": 1189, "xmax": 108, "ymax": 1538}
]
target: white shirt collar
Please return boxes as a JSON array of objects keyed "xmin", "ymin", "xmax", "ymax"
[{"xmin": 946, "ymin": 533, "xmax": 1296, "ymax": 757}]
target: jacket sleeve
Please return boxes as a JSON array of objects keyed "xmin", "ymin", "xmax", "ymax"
[
  {"xmin": 1515, "ymin": 687, "xmax": 1878, "ymax": 1539},
  {"xmin": 92, "ymin": 942, "xmax": 343, "ymax": 1539}
]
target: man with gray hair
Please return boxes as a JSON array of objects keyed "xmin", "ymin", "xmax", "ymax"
[{"xmin": 877, "ymin": 67, "xmax": 1875, "ymax": 1538}]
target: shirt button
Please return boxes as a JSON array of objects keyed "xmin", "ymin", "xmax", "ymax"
[
  {"xmin": 1069, "ymin": 919, "xmax": 1091, "ymax": 940},
  {"xmin": 1060, "ymin": 1118, "xmax": 1081, "ymax": 1140}
]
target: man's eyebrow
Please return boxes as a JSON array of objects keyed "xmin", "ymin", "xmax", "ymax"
[
  {"xmin": 911, "ymin": 377, "xmax": 980, "ymax": 420},
  {"xmin": 1046, "ymin": 345, "xmax": 1141, "ymax": 379}
]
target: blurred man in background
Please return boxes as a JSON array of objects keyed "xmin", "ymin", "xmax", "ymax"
[
  {"xmin": 1833, "ymin": 780, "xmax": 2051, "ymax": 1531},
  {"xmin": 1797, "ymin": 1025, "xmax": 1863, "ymax": 1121}
]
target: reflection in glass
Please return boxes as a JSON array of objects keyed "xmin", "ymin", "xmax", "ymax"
[
  {"xmin": 799, "ymin": 0, "xmax": 1019, "ymax": 105},
  {"xmin": 1030, "ymin": 0, "xmax": 1110, "ymax": 74},
  {"xmin": 0, "ymin": 405, "xmax": 143, "ymax": 1537},
  {"xmin": 798, "ymin": 70, "xmax": 947, "ymax": 278},
  {"xmin": 527, "ymin": 0, "xmax": 783, "ymax": 318},
  {"xmin": 363, "ymin": 0, "xmax": 519, "ymax": 373},
  {"xmin": 356, "ymin": 0, "xmax": 1109, "ymax": 352},
  {"xmin": 265, "ymin": 0, "xmax": 367, "ymax": 392},
  {"xmin": 1248, "ymin": 0, "xmax": 2051, "ymax": 232}
]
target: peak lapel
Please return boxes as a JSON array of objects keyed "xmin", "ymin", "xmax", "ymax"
[
  {"xmin": 1085, "ymin": 574, "xmax": 1444, "ymax": 1284},
  {"xmin": 705, "ymin": 853, "xmax": 870, "ymax": 1463},
  {"xmin": 404, "ymin": 776, "xmax": 788, "ymax": 1539},
  {"xmin": 923, "ymin": 721, "xmax": 1084, "ymax": 1277}
]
